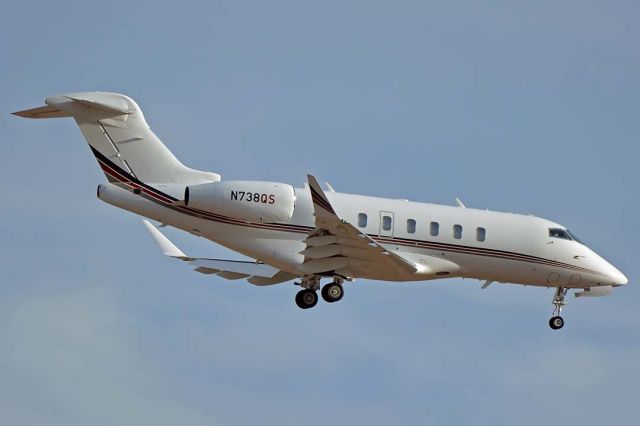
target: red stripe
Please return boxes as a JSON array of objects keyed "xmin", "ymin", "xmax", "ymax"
[
  {"xmin": 375, "ymin": 236, "xmax": 599, "ymax": 274},
  {"xmin": 100, "ymin": 161, "xmax": 311, "ymax": 233}
]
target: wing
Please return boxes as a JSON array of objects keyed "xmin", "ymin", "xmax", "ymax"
[
  {"xmin": 142, "ymin": 220, "xmax": 297, "ymax": 286},
  {"xmin": 305, "ymin": 175, "xmax": 415, "ymax": 278},
  {"xmin": 305, "ymin": 175, "xmax": 460, "ymax": 280}
]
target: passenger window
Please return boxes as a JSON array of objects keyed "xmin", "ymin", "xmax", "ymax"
[
  {"xmin": 358, "ymin": 213, "xmax": 367, "ymax": 228},
  {"xmin": 453, "ymin": 224, "xmax": 463, "ymax": 239},
  {"xmin": 382, "ymin": 215, "xmax": 392, "ymax": 231},
  {"xmin": 476, "ymin": 227, "xmax": 486, "ymax": 242},
  {"xmin": 430, "ymin": 221, "xmax": 439, "ymax": 236},
  {"xmin": 407, "ymin": 219, "xmax": 416, "ymax": 234}
]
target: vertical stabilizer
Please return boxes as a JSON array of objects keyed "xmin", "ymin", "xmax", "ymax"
[{"xmin": 13, "ymin": 92, "xmax": 220, "ymax": 186}]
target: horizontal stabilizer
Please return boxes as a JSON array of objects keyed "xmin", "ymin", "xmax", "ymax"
[
  {"xmin": 63, "ymin": 94, "xmax": 133, "ymax": 115},
  {"xmin": 13, "ymin": 93, "xmax": 133, "ymax": 119},
  {"xmin": 12, "ymin": 104, "xmax": 72, "ymax": 119}
]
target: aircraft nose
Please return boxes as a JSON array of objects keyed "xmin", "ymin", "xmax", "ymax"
[
  {"xmin": 604, "ymin": 262, "xmax": 628, "ymax": 286},
  {"xmin": 588, "ymin": 248, "xmax": 628, "ymax": 286},
  {"xmin": 612, "ymin": 270, "xmax": 629, "ymax": 286}
]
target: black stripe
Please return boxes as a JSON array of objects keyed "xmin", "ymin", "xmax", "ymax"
[
  {"xmin": 90, "ymin": 146, "xmax": 178, "ymax": 201},
  {"xmin": 310, "ymin": 185, "xmax": 335, "ymax": 213},
  {"xmin": 93, "ymin": 146, "xmax": 311, "ymax": 232}
]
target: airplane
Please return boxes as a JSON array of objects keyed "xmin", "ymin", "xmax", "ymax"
[{"xmin": 13, "ymin": 91, "xmax": 629, "ymax": 330}]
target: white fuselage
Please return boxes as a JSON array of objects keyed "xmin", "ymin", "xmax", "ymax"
[{"xmin": 98, "ymin": 182, "xmax": 627, "ymax": 289}]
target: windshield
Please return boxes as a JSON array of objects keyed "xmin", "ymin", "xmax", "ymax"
[
  {"xmin": 548, "ymin": 228, "xmax": 583, "ymax": 244},
  {"xmin": 565, "ymin": 229, "xmax": 583, "ymax": 244}
]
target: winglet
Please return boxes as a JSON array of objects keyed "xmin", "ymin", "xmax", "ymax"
[
  {"xmin": 307, "ymin": 174, "xmax": 336, "ymax": 214},
  {"xmin": 455, "ymin": 197, "xmax": 466, "ymax": 208},
  {"xmin": 142, "ymin": 220, "xmax": 187, "ymax": 258}
]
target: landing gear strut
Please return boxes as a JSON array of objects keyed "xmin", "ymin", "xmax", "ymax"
[
  {"xmin": 549, "ymin": 287, "xmax": 567, "ymax": 330},
  {"xmin": 295, "ymin": 275, "xmax": 320, "ymax": 309}
]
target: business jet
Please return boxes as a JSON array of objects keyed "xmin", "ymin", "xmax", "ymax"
[{"xmin": 13, "ymin": 92, "xmax": 629, "ymax": 330}]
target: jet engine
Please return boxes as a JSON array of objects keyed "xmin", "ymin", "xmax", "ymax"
[{"xmin": 184, "ymin": 181, "xmax": 296, "ymax": 223}]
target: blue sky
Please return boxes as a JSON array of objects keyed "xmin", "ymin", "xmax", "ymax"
[{"xmin": 1, "ymin": 1, "xmax": 639, "ymax": 424}]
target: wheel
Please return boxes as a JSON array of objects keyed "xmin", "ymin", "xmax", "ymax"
[
  {"xmin": 321, "ymin": 282, "xmax": 344, "ymax": 303},
  {"xmin": 295, "ymin": 289, "xmax": 318, "ymax": 309},
  {"xmin": 549, "ymin": 316, "xmax": 564, "ymax": 330}
]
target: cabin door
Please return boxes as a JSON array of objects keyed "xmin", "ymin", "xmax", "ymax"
[{"xmin": 379, "ymin": 211, "xmax": 394, "ymax": 238}]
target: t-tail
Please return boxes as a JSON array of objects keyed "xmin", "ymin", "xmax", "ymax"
[{"xmin": 13, "ymin": 92, "xmax": 220, "ymax": 190}]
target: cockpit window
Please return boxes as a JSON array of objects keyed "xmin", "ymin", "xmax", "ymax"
[
  {"xmin": 566, "ymin": 229, "xmax": 583, "ymax": 244},
  {"xmin": 548, "ymin": 227, "xmax": 582, "ymax": 244},
  {"xmin": 549, "ymin": 228, "xmax": 571, "ymax": 240}
]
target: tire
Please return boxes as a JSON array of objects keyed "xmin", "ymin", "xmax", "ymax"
[
  {"xmin": 549, "ymin": 316, "xmax": 564, "ymax": 330},
  {"xmin": 295, "ymin": 289, "xmax": 318, "ymax": 309},
  {"xmin": 321, "ymin": 282, "xmax": 344, "ymax": 303}
]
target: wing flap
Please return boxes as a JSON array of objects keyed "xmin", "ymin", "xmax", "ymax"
[
  {"xmin": 216, "ymin": 271, "xmax": 251, "ymax": 280},
  {"xmin": 305, "ymin": 175, "xmax": 419, "ymax": 277},
  {"xmin": 191, "ymin": 258, "xmax": 279, "ymax": 277},
  {"xmin": 194, "ymin": 266, "xmax": 220, "ymax": 275},
  {"xmin": 248, "ymin": 271, "xmax": 299, "ymax": 286}
]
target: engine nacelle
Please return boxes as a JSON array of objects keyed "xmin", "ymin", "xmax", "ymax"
[{"xmin": 184, "ymin": 180, "xmax": 296, "ymax": 222}]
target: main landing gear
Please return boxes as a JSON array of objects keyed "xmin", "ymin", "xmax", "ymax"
[
  {"xmin": 295, "ymin": 276, "xmax": 345, "ymax": 309},
  {"xmin": 295, "ymin": 289, "xmax": 318, "ymax": 309},
  {"xmin": 549, "ymin": 287, "xmax": 568, "ymax": 330},
  {"xmin": 321, "ymin": 281, "xmax": 344, "ymax": 303}
]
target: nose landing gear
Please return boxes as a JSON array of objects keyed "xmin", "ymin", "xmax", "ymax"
[{"xmin": 549, "ymin": 287, "xmax": 567, "ymax": 330}]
